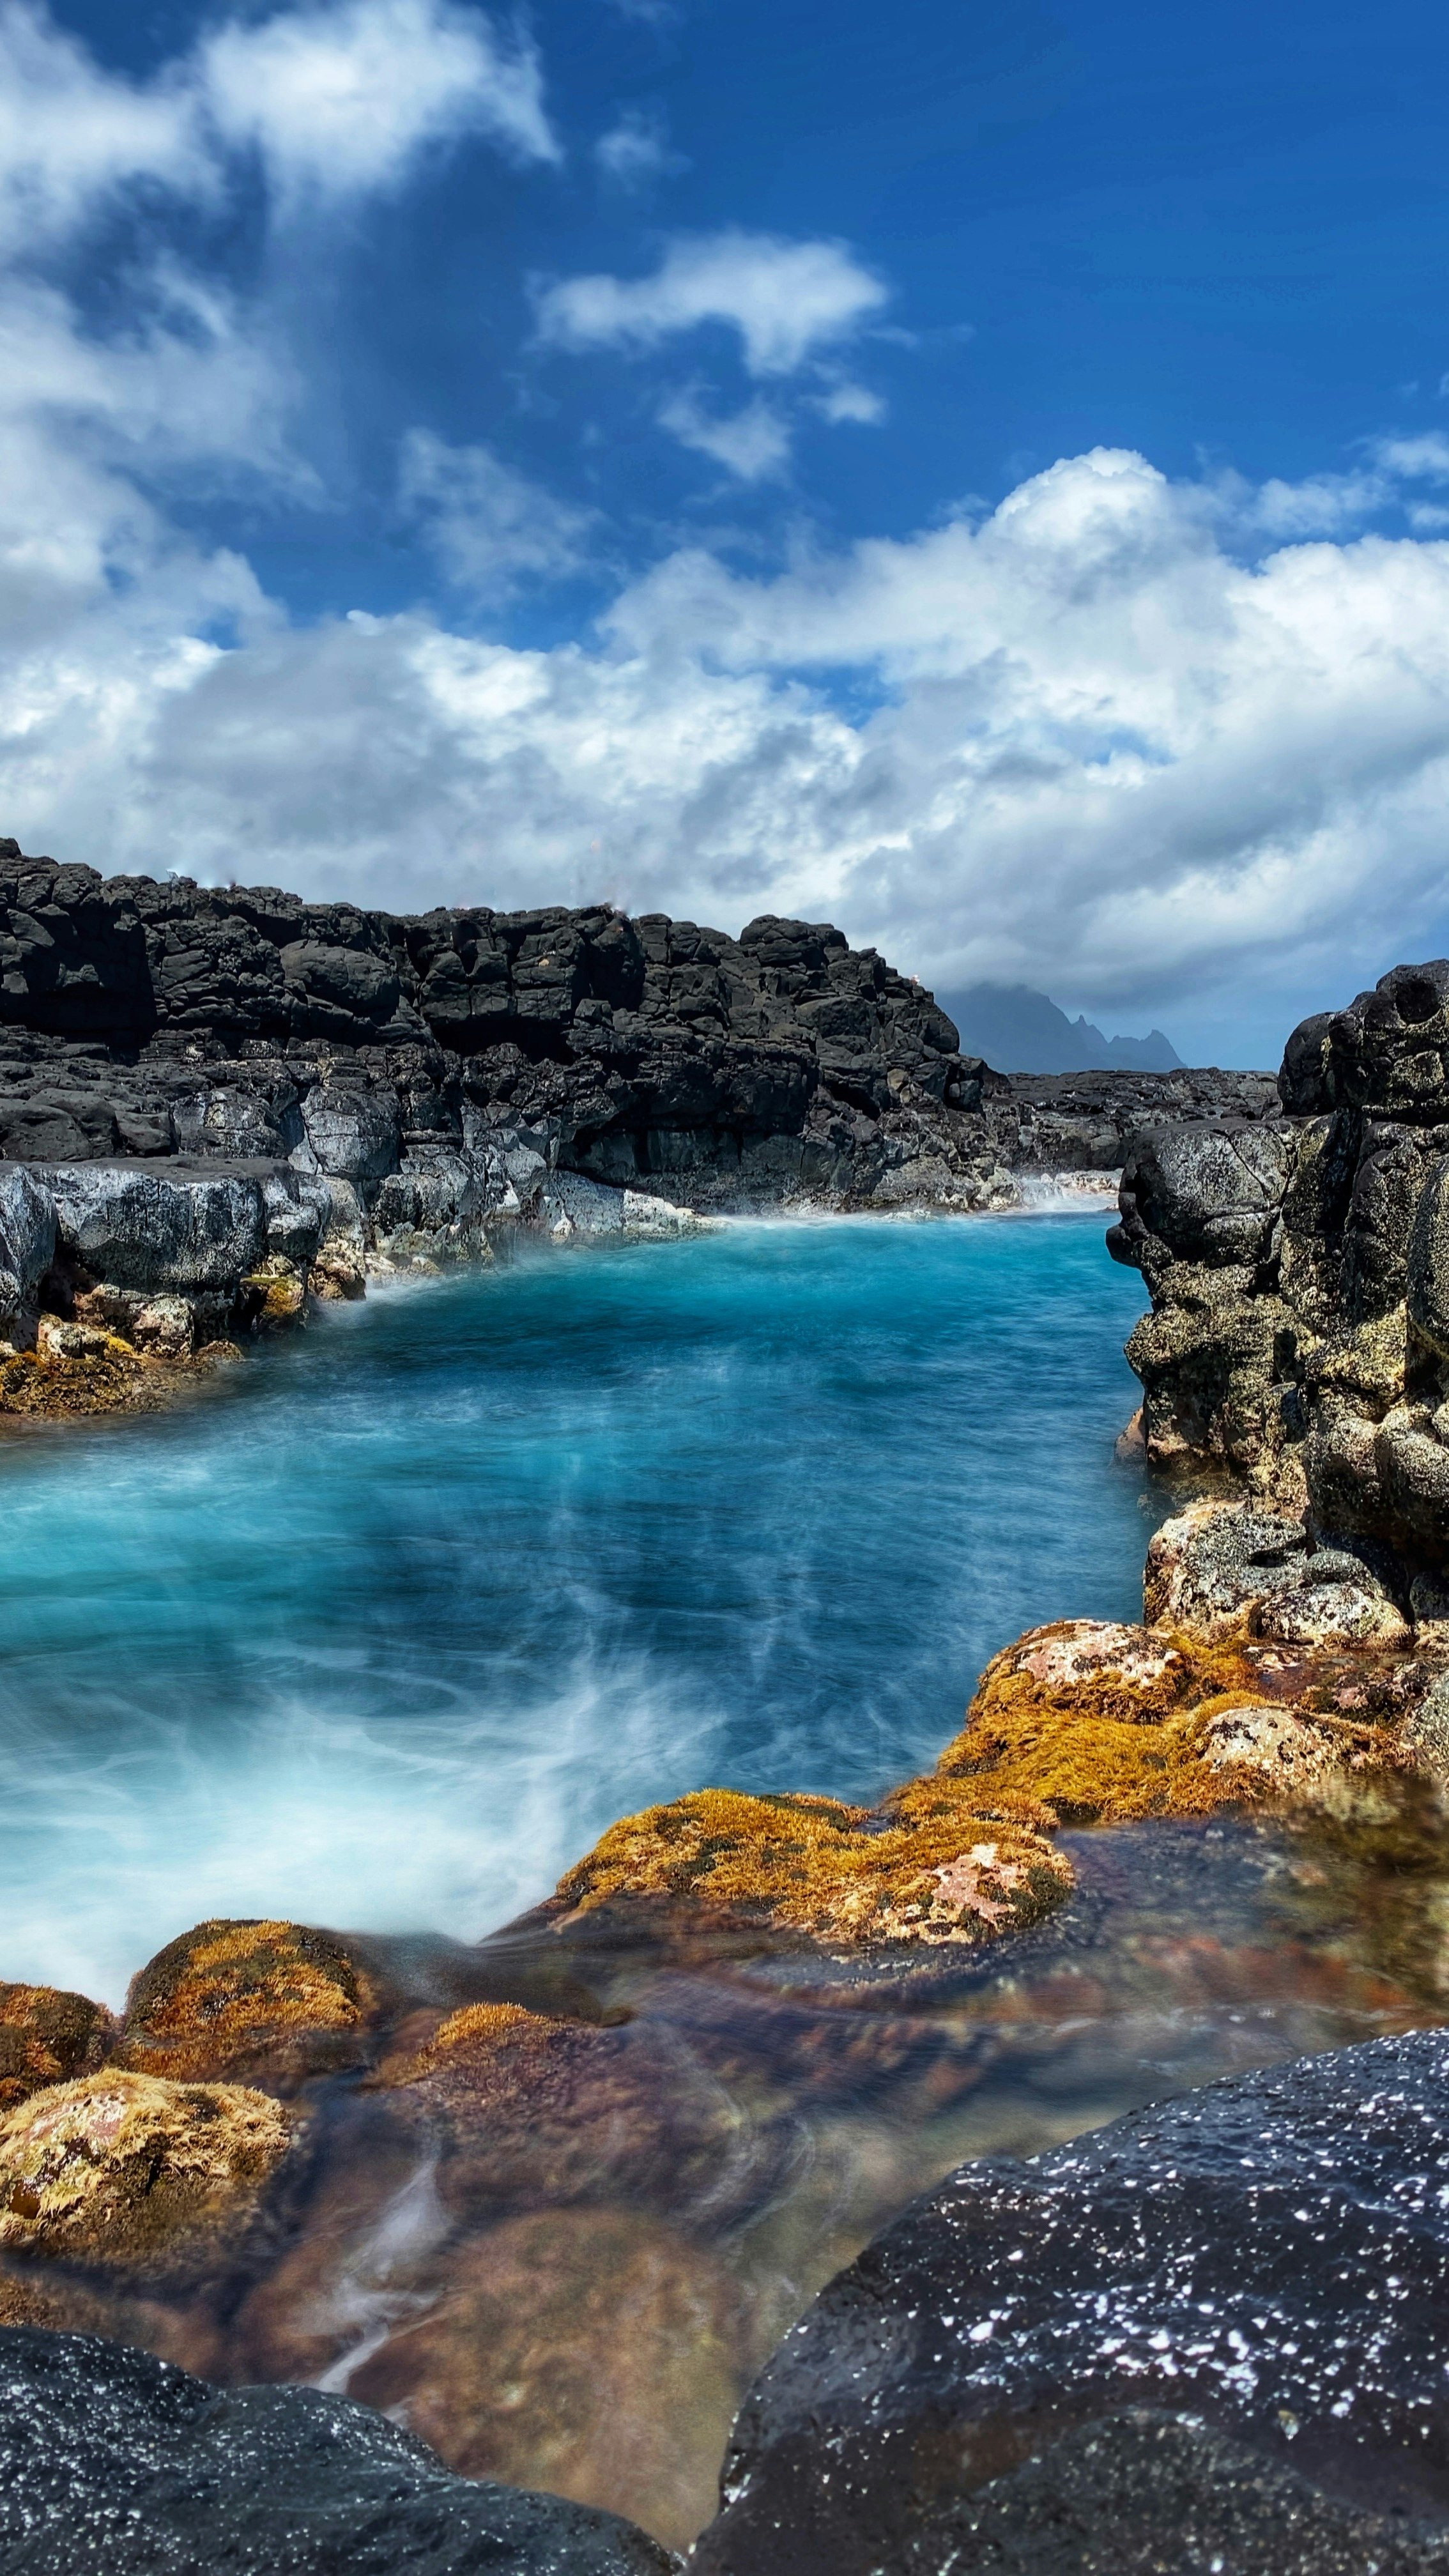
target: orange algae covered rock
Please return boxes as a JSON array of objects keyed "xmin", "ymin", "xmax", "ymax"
[
  {"xmin": 551, "ymin": 1786, "xmax": 1072, "ymax": 1948},
  {"xmin": 0, "ymin": 1982, "xmax": 115, "ymax": 2110},
  {"xmin": 937, "ymin": 1617, "xmax": 1406, "ymax": 1825},
  {"xmin": 0, "ymin": 2069, "xmax": 293, "ymax": 2273},
  {"xmin": 118, "ymin": 1918, "xmax": 379, "ymax": 2090}
]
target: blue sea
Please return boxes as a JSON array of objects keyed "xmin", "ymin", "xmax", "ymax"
[{"xmin": 0, "ymin": 1209, "xmax": 1153, "ymax": 2002}]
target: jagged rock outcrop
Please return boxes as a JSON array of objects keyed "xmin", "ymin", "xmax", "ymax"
[
  {"xmin": 1110, "ymin": 958, "xmax": 1449, "ymax": 1600},
  {"xmin": 691, "ymin": 2027, "xmax": 1449, "ymax": 2575},
  {"xmin": 0, "ymin": 2326, "xmax": 675, "ymax": 2573}
]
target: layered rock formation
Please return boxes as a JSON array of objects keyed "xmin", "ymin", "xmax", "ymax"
[{"xmin": 1111, "ymin": 959, "xmax": 1449, "ymax": 1611}]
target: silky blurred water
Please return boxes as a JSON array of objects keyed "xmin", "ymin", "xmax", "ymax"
[{"xmin": 0, "ymin": 1211, "xmax": 1153, "ymax": 2002}]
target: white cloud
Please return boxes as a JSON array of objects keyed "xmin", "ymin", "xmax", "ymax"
[
  {"xmin": 399, "ymin": 429, "xmax": 595, "ymax": 599},
  {"xmin": 534, "ymin": 229, "xmax": 887, "ymax": 376},
  {"xmin": 813, "ymin": 381, "xmax": 884, "ymax": 426},
  {"xmin": 13, "ymin": 444, "xmax": 1449, "ymax": 1047},
  {"xmin": 657, "ymin": 388, "xmax": 790, "ymax": 480},
  {"xmin": 0, "ymin": 1, "xmax": 206, "ymax": 254},
  {"xmin": 201, "ymin": 0, "xmax": 558, "ymax": 200},
  {"xmin": 594, "ymin": 105, "xmax": 684, "ymax": 190}
]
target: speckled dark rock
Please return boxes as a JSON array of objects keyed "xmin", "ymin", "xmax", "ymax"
[
  {"xmin": 691, "ymin": 2028, "xmax": 1449, "ymax": 2576},
  {"xmin": 0, "ymin": 2327, "xmax": 676, "ymax": 2573},
  {"xmin": 891, "ymin": 2409, "xmax": 1449, "ymax": 2574}
]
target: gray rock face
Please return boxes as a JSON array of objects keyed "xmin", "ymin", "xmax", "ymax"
[
  {"xmin": 0, "ymin": 2327, "xmax": 674, "ymax": 2574},
  {"xmin": 691, "ymin": 2029, "xmax": 1449, "ymax": 2576},
  {"xmin": 0, "ymin": 1163, "xmax": 54, "ymax": 1335},
  {"xmin": 1108, "ymin": 958, "xmax": 1449, "ymax": 1579},
  {"xmin": 44, "ymin": 1165, "xmax": 269, "ymax": 1294}
]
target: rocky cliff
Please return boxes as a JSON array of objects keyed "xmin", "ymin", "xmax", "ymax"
[
  {"xmin": 0, "ymin": 841, "xmax": 1268, "ymax": 1401},
  {"xmin": 1111, "ymin": 957, "xmax": 1449, "ymax": 1611}
]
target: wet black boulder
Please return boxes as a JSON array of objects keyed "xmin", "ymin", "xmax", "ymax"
[
  {"xmin": 692, "ymin": 2028, "xmax": 1449, "ymax": 2575},
  {"xmin": 0, "ymin": 2327, "xmax": 676, "ymax": 2574}
]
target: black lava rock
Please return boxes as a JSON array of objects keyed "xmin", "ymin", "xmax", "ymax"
[
  {"xmin": 0, "ymin": 2327, "xmax": 676, "ymax": 2574},
  {"xmin": 691, "ymin": 2028, "xmax": 1449, "ymax": 2576}
]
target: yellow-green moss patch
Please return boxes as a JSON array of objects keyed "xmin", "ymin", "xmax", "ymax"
[{"xmin": 551, "ymin": 1786, "xmax": 1072, "ymax": 1947}]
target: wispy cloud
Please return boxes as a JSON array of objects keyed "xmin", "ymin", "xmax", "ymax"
[
  {"xmin": 399, "ymin": 430, "xmax": 595, "ymax": 600},
  {"xmin": 657, "ymin": 388, "xmax": 790, "ymax": 480},
  {"xmin": 593, "ymin": 105, "xmax": 685, "ymax": 191}
]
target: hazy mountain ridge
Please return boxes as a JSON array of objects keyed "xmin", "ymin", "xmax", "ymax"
[{"xmin": 939, "ymin": 981, "xmax": 1183, "ymax": 1075}]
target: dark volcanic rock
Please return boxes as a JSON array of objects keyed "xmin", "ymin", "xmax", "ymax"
[
  {"xmin": 691, "ymin": 2028, "xmax": 1449, "ymax": 2576},
  {"xmin": 0, "ymin": 2326, "xmax": 675, "ymax": 2573},
  {"xmin": 1108, "ymin": 957, "xmax": 1449, "ymax": 1582},
  {"xmin": 891, "ymin": 2409, "xmax": 1449, "ymax": 2575}
]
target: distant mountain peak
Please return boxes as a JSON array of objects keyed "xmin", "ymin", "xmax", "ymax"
[{"xmin": 934, "ymin": 981, "xmax": 1183, "ymax": 1075}]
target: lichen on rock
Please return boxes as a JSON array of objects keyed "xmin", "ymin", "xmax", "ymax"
[
  {"xmin": 0, "ymin": 1982, "xmax": 114, "ymax": 2112},
  {"xmin": 936, "ymin": 1616, "xmax": 1409, "ymax": 1825},
  {"xmin": 549, "ymin": 1786, "xmax": 1073, "ymax": 1948},
  {"xmin": 0, "ymin": 2069, "xmax": 293, "ymax": 2272},
  {"xmin": 117, "ymin": 1918, "xmax": 380, "ymax": 2090}
]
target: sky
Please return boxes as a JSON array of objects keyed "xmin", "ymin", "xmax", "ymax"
[{"xmin": 3, "ymin": 4, "xmax": 1449, "ymax": 1060}]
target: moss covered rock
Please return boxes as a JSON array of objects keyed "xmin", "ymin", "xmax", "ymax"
[
  {"xmin": 0, "ymin": 1983, "xmax": 114, "ymax": 2112},
  {"xmin": 550, "ymin": 1786, "xmax": 1072, "ymax": 1948},
  {"xmin": 118, "ymin": 1918, "xmax": 380, "ymax": 2090},
  {"xmin": 937, "ymin": 1616, "xmax": 1407, "ymax": 1825},
  {"xmin": 0, "ymin": 2069, "xmax": 293, "ymax": 2273}
]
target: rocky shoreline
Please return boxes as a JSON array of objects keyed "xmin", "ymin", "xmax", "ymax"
[
  {"xmin": 5, "ymin": 910, "xmax": 1449, "ymax": 2568},
  {"xmin": 0, "ymin": 839, "xmax": 1265, "ymax": 1420}
]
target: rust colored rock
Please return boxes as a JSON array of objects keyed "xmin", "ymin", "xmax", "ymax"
[
  {"xmin": 118, "ymin": 1918, "xmax": 380, "ymax": 2090},
  {"xmin": 0, "ymin": 1982, "xmax": 114, "ymax": 2111},
  {"xmin": 0, "ymin": 2069, "xmax": 293, "ymax": 2274}
]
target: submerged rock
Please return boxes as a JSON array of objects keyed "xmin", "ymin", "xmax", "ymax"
[
  {"xmin": 0, "ymin": 1982, "xmax": 114, "ymax": 2112},
  {"xmin": 117, "ymin": 1918, "xmax": 382, "ymax": 2090},
  {"xmin": 0, "ymin": 2326, "xmax": 675, "ymax": 2573},
  {"xmin": 691, "ymin": 2027, "xmax": 1449, "ymax": 2575},
  {"xmin": 0, "ymin": 2069, "xmax": 293, "ymax": 2274},
  {"xmin": 346, "ymin": 2207, "xmax": 746, "ymax": 2554},
  {"xmin": 549, "ymin": 1788, "xmax": 1073, "ymax": 1949}
]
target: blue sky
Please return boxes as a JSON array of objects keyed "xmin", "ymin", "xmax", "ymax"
[{"xmin": 6, "ymin": 0, "xmax": 1449, "ymax": 1061}]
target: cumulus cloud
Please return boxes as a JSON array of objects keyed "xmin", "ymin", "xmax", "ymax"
[
  {"xmin": 399, "ymin": 430, "xmax": 595, "ymax": 599},
  {"xmin": 11, "ymin": 442, "xmax": 1449, "ymax": 1046},
  {"xmin": 656, "ymin": 388, "xmax": 790, "ymax": 480},
  {"xmin": 534, "ymin": 229, "xmax": 887, "ymax": 376}
]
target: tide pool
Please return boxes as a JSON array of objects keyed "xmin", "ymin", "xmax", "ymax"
[{"xmin": 0, "ymin": 1211, "xmax": 1153, "ymax": 2001}]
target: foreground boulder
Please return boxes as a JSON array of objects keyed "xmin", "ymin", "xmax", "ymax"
[
  {"xmin": 0, "ymin": 2326, "xmax": 675, "ymax": 2573},
  {"xmin": 116, "ymin": 1917, "xmax": 383, "ymax": 2090},
  {"xmin": 0, "ymin": 2071, "xmax": 293, "ymax": 2276},
  {"xmin": 691, "ymin": 2028, "xmax": 1449, "ymax": 2573},
  {"xmin": 0, "ymin": 1984, "xmax": 113, "ymax": 2112}
]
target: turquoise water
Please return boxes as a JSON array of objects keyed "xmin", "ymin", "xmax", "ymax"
[{"xmin": 0, "ymin": 1212, "xmax": 1150, "ymax": 2003}]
